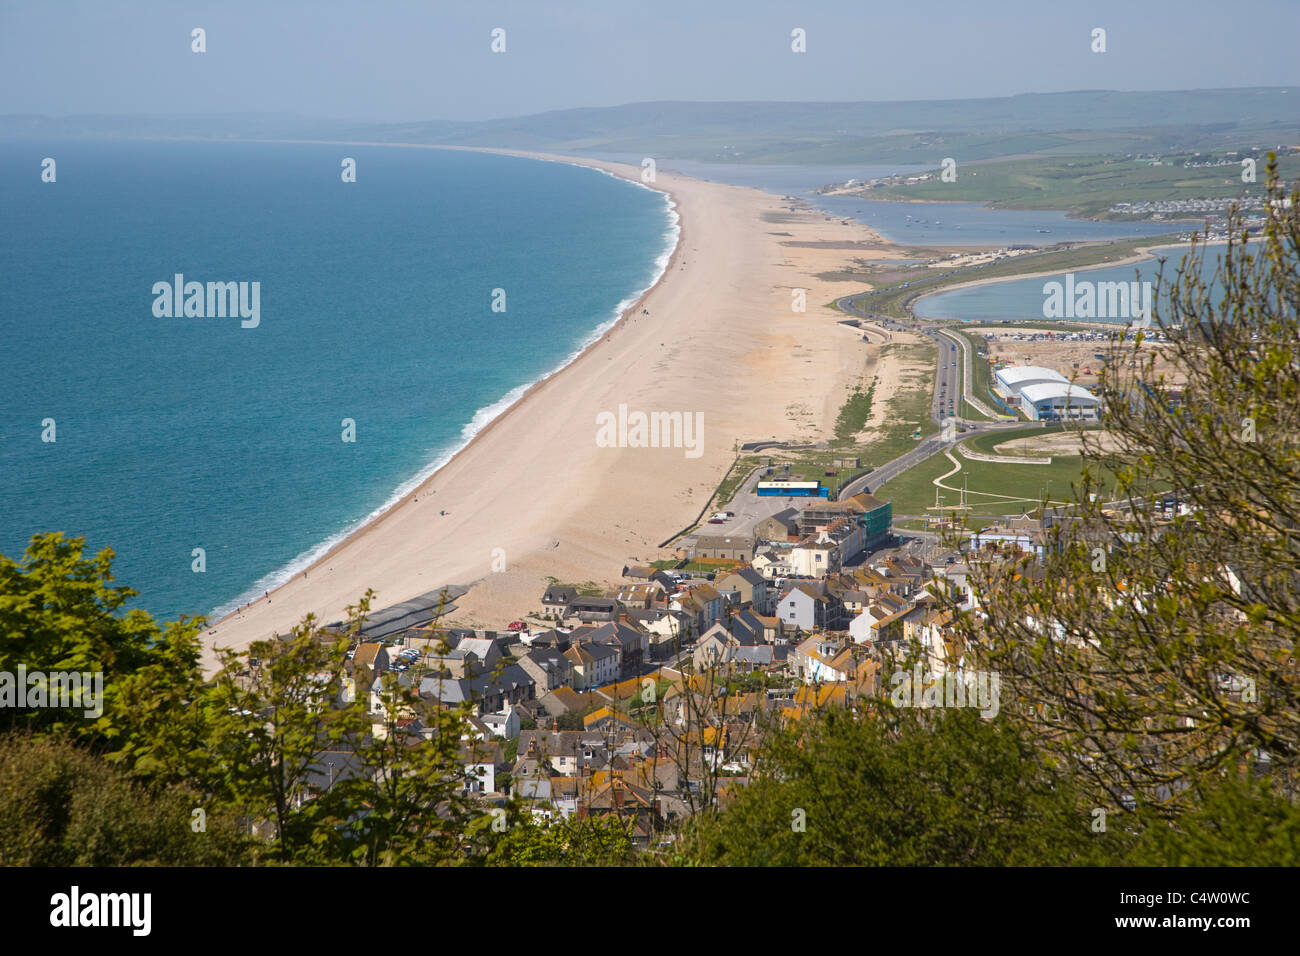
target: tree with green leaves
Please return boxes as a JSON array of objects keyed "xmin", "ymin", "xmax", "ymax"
[
  {"xmin": 0, "ymin": 733, "xmax": 247, "ymax": 866},
  {"xmin": 470, "ymin": 803, "xmax": 637, "ymax": 866},
  {"xmin": 951, "ymin": 159, "xmax": 1300, "ymax": 818},
  {"xmin": 306, "ymin": 657, "xmax": 479, "ymax": 866},
  {"xmin": 205, "ymin": 605, "xmax": 360, "ymax": 862},
  {"xmin": 681, "ymin": 703, "xmax": 1124, "ymax": 866},
  {"xmin": 0, "ymin": 532, "xmax": 207, "ymax": 757}
]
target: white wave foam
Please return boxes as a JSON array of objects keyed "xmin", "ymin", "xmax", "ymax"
[{"xmin": 209, "ymin": 166, "xmax": 680, "ymax": 622}]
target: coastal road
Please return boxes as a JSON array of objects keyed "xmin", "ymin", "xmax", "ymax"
[
  {"xmin": 924, "ymin": 327, "xmax": 962, "ymax": 423},
  {"xmin": 836, "ymin": 291, "xmax": 960, "ymax": 426},
  {"xmin": 833, "ymin": 295, "xmax": 1025, "ymax": 502},
  {"xmin": 934, "ymin": 327, "xmax": 1002, "ymax": 419},
  {"xmin": 838, "ymin": 435, "xmax": 947, "ymax": 499}
]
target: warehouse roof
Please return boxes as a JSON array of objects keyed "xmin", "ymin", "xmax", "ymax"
[
  {"xmin": 996, "ymin": 366, "xmax": 1069, "ymax": 388},
  {"xmin": 1019, "ymin": 382, "xmax": 1101, "ymax": 404}
]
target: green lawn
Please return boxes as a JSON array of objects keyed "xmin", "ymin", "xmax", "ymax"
[
  {"xmin": 864, "ymin": 152, "xmax": 1300, "ymax": 219},
  {"xmin": 880, "ymin": 450, "xmax": 1093, "ymax": 522},
  {"xmin": 880, "ymin": 424, "xmax": 1171, "ymax": 525}
]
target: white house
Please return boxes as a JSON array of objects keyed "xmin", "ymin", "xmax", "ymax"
[
  {"xmin": 481, "ymin": 703, "xmax": 521, "ymax": 740},
  {"xmin": 789, "ymin": 540, "xmax": 838, "ymax": 578},
  {"xmin": 563, "ymin": 641, "xmax": 619, "ymax": 690},
  {"xmin": 792, "ymin": 635, "xmax": 851, "ymax": 684},
  {"xmin": 849, "ymin": 604, "xmax": 889, "ymax": 644},
  {"xmin": 752, "ymin": 550, "xmax": 792, "ymax": 580}
]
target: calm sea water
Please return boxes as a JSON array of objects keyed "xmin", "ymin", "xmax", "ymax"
[
  {"xmin": 914, "ymin": 245, "xmax": 1229, "ymax": 323},
  {"xmin": 0, "ymin": 141, "xmax": 675, "ymax": 622},
  {"xmin": 814, "ymin": 196, "xmax": 1188, "ymax": 247}
]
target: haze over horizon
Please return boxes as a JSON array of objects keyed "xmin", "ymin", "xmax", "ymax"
[{"xmin": 2, "ymin": 0, "xmax": 1297, "ymax": 123}]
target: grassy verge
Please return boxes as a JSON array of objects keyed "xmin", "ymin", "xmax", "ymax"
[
  {"xmin": 946, "ymin": 327, "xmax": 1011, "ymax": 418},
  {"xmin": 715, "ymin": 457, "xmax": 761, "ymax": 507},
  {"xmin": 833, "ymin": 378, "xmax": 876, "ymax": 445}
]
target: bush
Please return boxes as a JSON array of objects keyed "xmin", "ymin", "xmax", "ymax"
[{"xmin": 0, "ymin": 734, "xmax": 247, "ymax": 866}]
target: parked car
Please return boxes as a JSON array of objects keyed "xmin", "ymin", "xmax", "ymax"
[{"xmin": 507, "ymin": 620, "xmax": 527, "ymax": 632}]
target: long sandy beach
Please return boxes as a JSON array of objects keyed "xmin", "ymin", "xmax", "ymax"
[{"xmin": 201, "ymin": 147, "xmax": 914, "ymax": 672}]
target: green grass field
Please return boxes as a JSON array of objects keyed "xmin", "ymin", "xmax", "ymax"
[
  {"xmin": 878, "ymin": 425, "xmax": 1101, "ymax": 521},
  {"xmin": 865, "ymin": 152, "xmax": 1300, "ymax": 219},
  {"xmin": 879, "ymin": 424, "xmax": 1170, "ymax": 525},
  {"xmin": 880, "ymin": 448, "xmax": 1096, "ymax": 522}
]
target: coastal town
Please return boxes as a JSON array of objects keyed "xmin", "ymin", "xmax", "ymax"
[
  {"xmin": 296, "ymin": 487, "xmax": 965, "ymax": 844},
  {"xmin": 210, "ymin": 223, "xmax": 1192, "ymax": 847},
  {"xmin": 272, "ymin": 439, "xmax": 1197, "ymax": 848},
  {"xmin": 191, "ymin": 190, "xmax": 1247, "ymax": 845},
  {"xmin": 3, "ymin": 0, "xmax": 1298, "ymax": 931}
]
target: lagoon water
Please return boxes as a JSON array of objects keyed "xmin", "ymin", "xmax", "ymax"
[
  {"xmin": 914, "ymin": 246, "xmax": 1230, "ymax": 323},
  {"xmin": 814, "ymin": 196, "xmax": 1188, "ymax": 247},
  {"xmin": 589, "ymin": 153, "xmax": 1188, "ymax": 248},
  {"xmin": 0, "ymin": 141, "xmax": 675, "ymax": 622}
]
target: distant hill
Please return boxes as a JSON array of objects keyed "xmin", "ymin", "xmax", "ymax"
[{"xmin": 3, "ymin": 88, "xmax": 1296, "ymax": 165}]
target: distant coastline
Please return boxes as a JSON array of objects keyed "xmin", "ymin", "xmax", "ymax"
[{"xmin": 199, "ymin": 145, "xmax": 901, "ymax": 671}]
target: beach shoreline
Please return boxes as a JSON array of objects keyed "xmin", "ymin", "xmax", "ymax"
[
  {"xmin": 200, "ymin": 142, "xmax": 899, "ymax": 672},
  {"xmin": 207, "ymin": 144, "xmax": 684, "ymax": 625}
]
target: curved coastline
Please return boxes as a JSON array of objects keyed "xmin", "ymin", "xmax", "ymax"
[
  {"xmin": 199, "ymin": 143, "xmax": 898, "ymax": 673},
  {"xmin": 209, "ymin": 145, "xmax": 682, "ymax": 624}
]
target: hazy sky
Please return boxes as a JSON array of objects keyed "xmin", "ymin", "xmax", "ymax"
[{"xmin": 2, "ymin": 0, "xmax": 1296, "ymax": 122}]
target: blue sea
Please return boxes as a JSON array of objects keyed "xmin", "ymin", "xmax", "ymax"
[{"xmin": 0, "ymin": 141, "xmax": 676, "ymax": 622}]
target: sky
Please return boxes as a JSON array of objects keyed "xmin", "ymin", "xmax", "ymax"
[{"xmin": 2, "ymin": 0, "xmax": 1297, "ymax": 123}]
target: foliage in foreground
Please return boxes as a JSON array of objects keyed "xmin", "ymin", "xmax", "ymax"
[
  {"xmin": 678, "ymin": 705, "xmax": 1300, "ymax": 866},
  {"xmin": 1, "ymin": 169, "xmax": 1297, "ymax": 866}
]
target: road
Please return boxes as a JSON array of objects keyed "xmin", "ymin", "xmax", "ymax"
[
  {"xmin": 934, "ymin": 326, "xmax": 1002, "ymax": 419},
  {"xmin": 833, "ymin": 295, "xmax": 1024, "ymax": 501}
]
